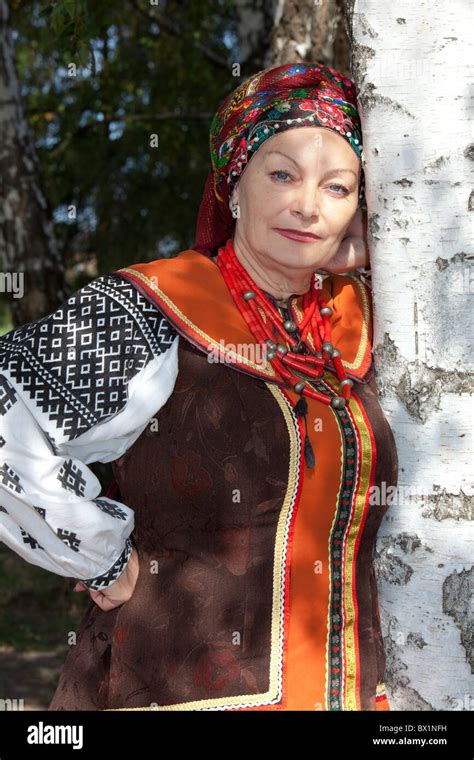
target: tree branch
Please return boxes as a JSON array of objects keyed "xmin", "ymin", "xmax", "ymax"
[
  {"xmin": 37, "ymin": 113, "xmax": 213, "ymax": 159},
  {"xmin": 128, "ymin": 0, "xmax": 230, "ymax": 69}
]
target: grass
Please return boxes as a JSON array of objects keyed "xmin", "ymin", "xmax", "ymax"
[
  {"xmin": 0, "ymin": 544, "xmax": 90, "ymax": 651},
  {"xmin": 0, "ymin": 301, "xmax": 13, "ymax": 337}
]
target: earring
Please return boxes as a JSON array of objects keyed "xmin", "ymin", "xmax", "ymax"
[{"xmin": 230, "ymin": 202, "xmax": 240, "ymax": 219}]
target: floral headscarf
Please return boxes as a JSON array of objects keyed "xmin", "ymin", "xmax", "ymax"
[{"xmin": 194, "ymin": 62, "xmax": 364, "ymax": 256}]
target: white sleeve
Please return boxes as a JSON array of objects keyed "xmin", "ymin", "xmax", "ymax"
[{"xmin": 0, "ymin": 272, "xmax": 179, "ymax": 590}]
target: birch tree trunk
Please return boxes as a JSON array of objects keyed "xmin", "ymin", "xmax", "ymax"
[
  {"xmin": 233, "ymin": 0, "xmax": 274, "ymax": 72},
  {"xmin": 233, "ymin": 0, "xmax": 350, "ymax": 75},
  {"xmin": 345, "ymin": 0, "xmax": 473, "ymax": 710},
  {"xmin": 0, "ymin": 0, "xmax": 67, "ymax": 327},
  {"xmin": 270, "ymin": 0, "xmax": 350, "ymax": 74}
]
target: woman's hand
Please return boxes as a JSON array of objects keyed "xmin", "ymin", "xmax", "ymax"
[
  {"xmin": 73, "ymin": 544, "xmax": 140, "ymax": 611},
  {"xmin": 320, "ymin": 207, "xmax": 370, "ymax": 274}
]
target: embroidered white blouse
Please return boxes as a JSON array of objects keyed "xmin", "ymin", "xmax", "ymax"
[{"xmin": 0, "ymin": 274, "xmax": 179, "ymax": 591}]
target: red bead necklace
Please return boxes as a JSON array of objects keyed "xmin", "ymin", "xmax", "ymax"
[{"xmin": 216, "ymin": 237, "xmax": 353, "ymax": 409}]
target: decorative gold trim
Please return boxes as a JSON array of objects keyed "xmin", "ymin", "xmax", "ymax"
[
  {"xmin": 117, "ymin": 267, "xmax": 277, "ymax": 378},
  {"xmin": 321, "ymin": 373, "xmax": 345, "ymax": 711},
  {"xmin": 323, "ymin": 372, "xmax": 374, "ymax": 711},
  {"xmin": 348, "ymin": 274, "xmax": 371, "ymax": 369},
  {"xmin": 104, "ymin": 383, "xmax": 301, "ymax": 711}
]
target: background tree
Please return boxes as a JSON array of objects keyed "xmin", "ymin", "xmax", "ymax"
[
  {"xmin": 345, "ymin": 0, "xmax": 473, "ymax": 710},
  {"xmin": 1, "ymin": 0, "xmax": 240, "ymax": 327},
  {"xmin": 0, "ymin": 0, "xmax": 68, "ymax": 326},
  {"xmin": 232, "ymin": 0, "xmax": 350, "ymax": 76}
]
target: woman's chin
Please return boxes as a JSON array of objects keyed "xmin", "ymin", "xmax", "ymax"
[{"xmin": 270, "ymin": 244, "xmax": 330, "ymax": 271}]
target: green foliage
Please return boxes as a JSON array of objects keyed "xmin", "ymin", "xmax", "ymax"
[
  {"xmin": 0, "ymin": 300, "xmax": 13, "ymax": 337},
  {"xmin": 12, "ymin": 0, "xmax": 240, "ymax": 276},
  {"xmin": 0, "ymin": 544, "xmax": 90, "ymax": 649}
]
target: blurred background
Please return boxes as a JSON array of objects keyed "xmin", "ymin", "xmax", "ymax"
[{"xmin": 0, "ymin": 0, "xmax": 351, "ymax": 708}]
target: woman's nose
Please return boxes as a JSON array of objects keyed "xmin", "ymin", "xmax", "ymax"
[{"xmin": 292, "ymin": 182, "xmax": 320, "ymax": 219}]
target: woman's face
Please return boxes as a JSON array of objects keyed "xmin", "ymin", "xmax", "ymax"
[{"xmin": 230, "ymin": 126, "xmax": 361, "ymax": 272}]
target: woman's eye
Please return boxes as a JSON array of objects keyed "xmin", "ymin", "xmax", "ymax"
[
  {"xmin": 328, "ymin": 183, "xmax": 349, "ymax": 195},
  {"xmin": 269, "ymin": 172, "xmax": 349, "ymax": 194},
  {"xmin": 270, "ymin": 170, "xmax": 292, "ymax": 182}
]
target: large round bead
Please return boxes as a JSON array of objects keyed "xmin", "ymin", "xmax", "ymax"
[{"xmin": 322, "ymin": 341, "xmax": 334, "ymax": 356}]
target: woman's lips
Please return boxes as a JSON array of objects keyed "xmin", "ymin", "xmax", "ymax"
[{"xmin": 274, "ymin": 228, "xmax": 321, "ymax": 243}]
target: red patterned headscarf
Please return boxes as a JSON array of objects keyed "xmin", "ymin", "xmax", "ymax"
[{"xmin": 194, "ymin": 62, "xmax": 364, "ymax": 256}]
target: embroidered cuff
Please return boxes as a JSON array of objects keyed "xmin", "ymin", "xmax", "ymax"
[{"xmin": 82, "ymin": 536, "xmax": 134, "ymax": 591}]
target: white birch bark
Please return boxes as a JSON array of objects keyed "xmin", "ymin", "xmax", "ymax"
[
  {"xmin": 0, "ymin": 0, "xmax": 67, "ymax": 327},
  {"xmin": 271, "ymin": 0, "xmax": 350, "ymax": 73},
  {"xmin": 346, "ymin": 0, "xmax": 473, "ymax": 710}
]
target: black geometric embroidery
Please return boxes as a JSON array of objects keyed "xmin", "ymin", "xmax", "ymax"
[
  {"xmin": 0, "ymin": 464, "xmax": 22, "ymax": 494},
  {"xmin": 0, "ymin": 436, "xmax": 5, "ymax": 447},
  {"xmin": 57, "ymin": 528, "xmax": 81, "ymax": 552},
  {"xmin": 33, "ymin": 506, "xmax": 46, "ymax": 519},
  {"xmin": 0, "ymin": 504, "xmax": 8, "ymax": 513},
  {"xmin": 20, "ymin": 528, "xmax": 44, "ymax": 550},
  {"xmin": 93, "ymin": 498, "xmax": 128, "ymax": 520},
  {"xmin": 57, "ymin": 459, "xmax": 86, "ymax": 496},
  {"xmin": 83, "ymin": 535, "xmax": 134, "ymax": 591},
  {"xmin": 0, "ymin": 375, "xmax": 17, "ymax": 415},
  {"xmin": 0, "ymin": 273, "xmax": 177, "ymax": 440}
]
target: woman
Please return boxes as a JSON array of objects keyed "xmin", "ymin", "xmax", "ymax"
[{"xmin": 0, "ymin": 62, "xmax": 398, "ymax": 711}]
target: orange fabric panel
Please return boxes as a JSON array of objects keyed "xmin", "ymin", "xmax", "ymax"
[
  {"xmin": 283, "ymin": 389, "xmax": 343, "ymax": 710},
  {"xmin": 116, "ymin": 248, "xmax": 372, "ymax": 381}
]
